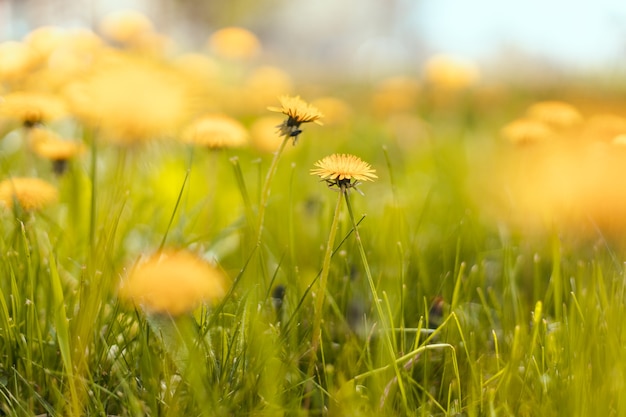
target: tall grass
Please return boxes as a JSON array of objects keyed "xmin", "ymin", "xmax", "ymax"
[{"xmin": 2, "ymin": 35, "xmax": 626, "ymax": 417}]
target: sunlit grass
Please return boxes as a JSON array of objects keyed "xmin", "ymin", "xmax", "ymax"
[{"xmin": 2, "ymin": 17, "xmax": 626, "ymax": 417}]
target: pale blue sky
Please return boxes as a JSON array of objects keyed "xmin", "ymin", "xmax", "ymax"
[{"xmin": 414, "ymin": 0, "xmax": 626, "ymax": 68}]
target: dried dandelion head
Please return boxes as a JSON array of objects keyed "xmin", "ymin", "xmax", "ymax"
[
  {"xmin": 268, "ymin": 95, "xmax": 323, "ymax": 143},
  {"xmin": 181, "ymin": 114, "xmax": 248, "ymax": 149},
  {"xmin": 119, "ymin": 250, "xmax": 228, "ymax": 316},
  {"xmin": 0, "ymin": 177, "xmax": 58, "ymax": 211},
  {"xmin": 310, "ymin": 153, "xmax": 377, "ymax": 193}
]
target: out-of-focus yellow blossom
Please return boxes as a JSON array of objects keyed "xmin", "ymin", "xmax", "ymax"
[
  {"xmin": 65, "ymin": 54, "xmax": 192, "ymax": 143},
  {"xmin": 311, "ymin": 97, "xmax": 352, "ymax": 126},
  {"xmin": 424, "ymin": 55, "xmax": 480, "ymax": 90},
  {"xmin": 0, "ymin": 177, "xmax": 58, "ymax": 211},
  {"xmin": 501, "ymin": 117, "xmax": 554, "ymax": 145},
  {"xmin": 0, "ymin": 91, "xmax": 67, "ymax": 127},
  {"xmin": 581, "ymin": 114, "xmax": 626, "ymax": 142},
  {"xmin": 28, "ymin": 127, "xmax": 85, "ymax": 160},
  {"xmin": 0, "ymin": 41, "xmax": 39, "ymax": 81},
  {"xmin": 371, "ymin": 76, "xmax": 420, "ymax": 116},
  {"xmin": 24, "ymin": 26, "xmax": 68, "ymax": 58},
  {"xmin": 119, "ymin": 250, "xmax": 228, "ymax": 316},
  {"xmin": 249, "ymin": 116, "xmax": 288, "ymax": 153},
  {"xmin": 99, "ymin": 10, "xmax": 154, "ymax": 45},
  {"xmin": 526, "ymin": 101, "xmax": 583, "ymax": 129},
  {"xmin": 181, "ymin": 114, "xmax": 248, "ymax": 149},
  {"xmin": 244, "ymin": 66, "xmax": 293, "ymax": 112},
  {"xmin": 208, "ymin": 27, "xmax": 261, "ymax": 60}
]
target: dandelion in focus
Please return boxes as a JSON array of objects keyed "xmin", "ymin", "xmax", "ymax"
[
  {"xmin": 268, "ymin": 95, "xmax": 323, "ymax": 144},
  {"xmin": 310, "ymin": 153, "xmax": 377, "ymax": 193},
  {"xmin": 0, "ymin": 177, "xmax": 58, "ymax": 211},
  {"xmin": 119, "ymin": 250, "xmax": 227, "ymax": 316},
  {"xmin": 181, "ymin": 114, "xmax": 248, "ymax": 149}
]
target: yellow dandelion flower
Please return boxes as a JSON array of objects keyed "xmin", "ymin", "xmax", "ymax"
[
  {"xmin": 310, "ymin": 153, "xmax": 377, "ymax": 192},
  {"xmin": 310, "ymin": 96, "xmax": 352, "ymax": 126},
  {"xmin": 208, "ymin": 27, "xmax": 261, "ymax": 60},
  {"xmin": 581, "ymin": 114, "xmax": 626, "ymax": 142},
  {"xmin": 99, "ymin": 10, "xmax": 154, "ymax": 45},
  {"xmin": 119, "ymin": 250, "xmax": 228, "ymax": 316},
  {"xmin": 0, "ymin": 91, "xmax": 67, "ymax": 127},
  {"xmin": 424, "ymin": 54, "xmax": 480, "ymax": 90},
  {"xmin": 181, "ymin": 114, "xmax": 248, "ymax": 149},
  {"xmin": 64, "ymin": 54, "xmax": 192, "ymax": 143},
  {"xmin": 249, "ymin": 116, "xmax": 288, "ymax": 153},
  {"xmin": 28, "ymin": 128, "xmax": 85, "ymax": 173},
  {"xmin": 371, "ymin": 76, "xmax": 420, "ymax": 116},
  {"xmin": 268, "ymin": 95, "xmax": 324, "ymax": 142},
  {"xmin": 526, "ymin": 100, "xmax": 583, "ymax": 129},
  {"xmin": 0, "ymin": 41, "xmax": 39, "ymax": 81},
  {"xmin": 501, "ymin": 117, "xmax": 554, "ymax": 145},
  {"xmin": 0, "ymin": 177, "xmax": 58, "ymax": 211}
]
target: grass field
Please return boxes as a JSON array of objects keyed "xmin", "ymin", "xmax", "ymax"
[{"xmin": 2, "ymin": 20, "xmax": 626, "ymax": 417}]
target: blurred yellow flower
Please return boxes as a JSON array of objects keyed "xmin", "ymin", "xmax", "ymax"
[
  {"xmin": 501, "ymin": 117, "xmax": 554, "ymax": 145},
  {"xmin": 268, "ymin": 95, "xmax": 324, "ymax": 142},
  {"xmin": 65, "ymin": 54, "xmax": 192, "ymax": 143},
  {"xmin": 244, "ymin": 66, "xmax": 293, "ymax": 111},
  {"xmin": 0, "ymin": 41, "xmax": 39, "ymax": 81},
  {"xmin": 0, "ymin": 91, "xmax": 67, "ymax": 127},
  {"xmin": 208, "ymin": 27, "xmax": 261, "ymax": 60},
  {"xmin": 249, "ymin": 116, "xmax": 288, "ymax": 153},
  {"xmin": 581, "ymin": 114, "xmax": 626, "ymax": 142},
  {"xmin": 526, "ymin": 100, "xmax": 583, "ymax": 129},
  {"xmin": 424, "ymin": 54, "xmax": 479, "ymax": 90},
  {"xmin": 0, "ymin": 177, "xmax": 58, "ymax": 211},
  {"xmin": 371, "ymin": 76, "xmax": 420, "ymax": 116},
  {"xmin": 28, "ymin": 127, "xmax": 85, "ymax": 174},
  {"xmin": 99, "ymin": 10, "xmax": 154, "ymax": 45},
  {"xmin": 311, "ymin": 96, "xmax": 352, "ymax": 126},
  {"xmin": 311, "ymin": 153, "xmax": 377, "ymax": 191},
  {"xmin": 119, "ymin": 250, "xmax": 227, "ymax": 316},
  {"xmin": 181, "ymin": 114, "xmax": 248, "ymax": 149}
]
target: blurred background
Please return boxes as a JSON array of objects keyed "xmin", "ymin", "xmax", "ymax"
[{"xmin": 2, "ymin": 0, "xmax": 625, "ymax": 82}]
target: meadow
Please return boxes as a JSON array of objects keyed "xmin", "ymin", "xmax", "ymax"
[{"xmin": 1, "ymin": 13, "xmax": 626, "ymax": 417}]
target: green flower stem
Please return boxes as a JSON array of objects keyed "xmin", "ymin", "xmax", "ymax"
[
  {"xmin": 311, "ymin": 190, "xmax": 343, "ymax": 354},
  {"xmin": 255, "ymin": 135, "xmax": 290, "ymax": 245},
  {"xmin": 343, "ymin": 190, "xmax": 410, "ymax": 411}
]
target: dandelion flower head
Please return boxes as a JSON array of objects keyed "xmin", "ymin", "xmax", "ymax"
[
  {"xmin": 0, "ymin": 91, "xmax": 67, "ymax": 127},
  {"xmin": 29, "ymin": 127, "xmax": 85, "ymax": 162},
  {"xmin": 268, "ymin": 95, "xmax": 324, "ymax": 142},
  {"xmin": 119, "ymin": 250, "xmax": 228, "ymax": 316},
  {"xmin": 0, "ymin": 177, "xmax": 58, "ymax": 211},
  {"xmin": 181, "ymin": 114, "xmax": 248, "ymax": 149},
  {"xmin": 208, "ymin": 27, "xmax": 261, "ymax": 60},
  {"xmin": 501, "ymin": 117, "xmax": 554, "ymax": 145},
  {"xmin": 310, "ymin": 153, "xmax": 377, "ymax": 191},
  {"xmin": 99, "ymin": 10, "xmax": 154, "ymax": 45},
  {"xmin": 526, "ymin": 101, "xmax": 583, "ymax": 129}
]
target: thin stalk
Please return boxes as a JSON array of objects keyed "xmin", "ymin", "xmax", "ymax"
[
  {"xmin": 255, "ymin": 136, "xmax": 290, "ymax": 245},
  {"xmin": 307, "ymin": 190, "xmax": 343, "ymax": 377},
  {"xmin": 343, "ymin": 190, "xmax": 409, "ymax": 411}
]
